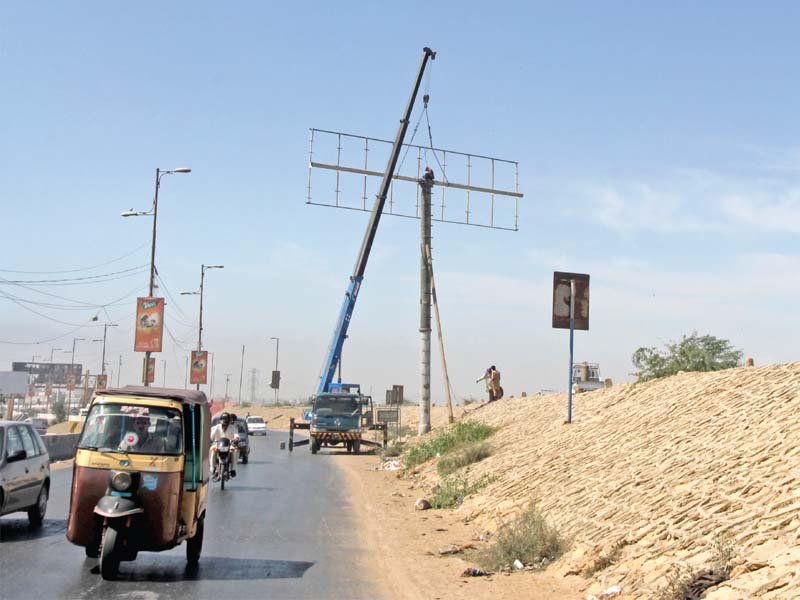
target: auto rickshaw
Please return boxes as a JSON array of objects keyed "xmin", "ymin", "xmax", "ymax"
[{"xmin": 66, "ymin": 386, "xmax": 211, "ymax": 579}]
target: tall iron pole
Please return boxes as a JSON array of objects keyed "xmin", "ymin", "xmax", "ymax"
[
  {"xmin": 117, "ymin": 355, "xmax": 122, "ymax": 387},
  {"xmin": 418, "ymin": 171, "xmax": 433, "ymax": 434},
  {"xmin": 100, "ymin": 323, "xmax": 117, "ymax": 375},
  {"xmin": 144, "ymin": 168, "xmax": 161, "ymax": 387},
  {"xmin": 67, "ymin": 338, "xmax": 84, "ymax": 417}
]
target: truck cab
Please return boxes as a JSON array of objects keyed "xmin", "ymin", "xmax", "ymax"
[{"xmin": 308, "ymin": 383, "xmax": 373, "ymax": 454}]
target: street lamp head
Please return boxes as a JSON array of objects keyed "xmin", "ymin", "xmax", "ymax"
[
  {"xmin": 206, "ymin": 265, "xmax": 224, "ymax": 270},
  {"xmin": 173, "ymin": 167, "xmax": 192, "ymax": 174},
  {"xmin": 180, "ymin": 291, "xmax": 200, "ymax": 296},
  {"xmin": 121, "ymin": 209, "xmax": 138, "ymax": 217}
]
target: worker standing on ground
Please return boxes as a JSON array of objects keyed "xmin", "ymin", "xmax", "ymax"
[
  {"xmin": 490, "ymin": 365, "xmax": 502, "ymax": 400},
  {"xmin": 476, "ymin": 366, "xmax": 496, "ymax": 402}
]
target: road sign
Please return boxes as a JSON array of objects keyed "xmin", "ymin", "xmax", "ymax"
[{"xmin": 552, "ymin": 272, "xmax": 590, "ymax": 330}]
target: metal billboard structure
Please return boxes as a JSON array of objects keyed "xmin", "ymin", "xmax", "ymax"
[
  {"xmin": 12, "ymin": 362, "xmax": 83, "ymax": 386},
  {"xmin": 307, "ymin": 129, "xmax": 522, "ymax": 231}
]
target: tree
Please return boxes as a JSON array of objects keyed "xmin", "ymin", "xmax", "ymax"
[
  {"xmin": 632, "ymin": 331, "xmax": 743, "ymax": 382},
  {"xmin": 52, "ymin": 399, "xmax": 67, "ymax": 423}
]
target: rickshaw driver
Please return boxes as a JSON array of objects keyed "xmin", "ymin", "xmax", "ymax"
[
  {"xmin": 211, "ymin": 412, "xmax": 239, "ymax": 480},
  {"xmin": 120, "ymin": 416, "xmax": 167, "ymax": 453}
]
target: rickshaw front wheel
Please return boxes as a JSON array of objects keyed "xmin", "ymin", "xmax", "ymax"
[
  {"xmin": 186, "ymin": 515, "xmax": 204, "ymax": 566},
  {"xmin": 100, "ymin": 525, "xmax": 121, "ymax": 580}
]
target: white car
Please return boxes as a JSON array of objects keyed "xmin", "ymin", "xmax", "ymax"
[
  {"xmin": 0, "ymin": 420, "xmax": 50, "ymax": 527},
  {"xmin": 245, "ymin": 416, "xmax": 267, "ymax": 435}
]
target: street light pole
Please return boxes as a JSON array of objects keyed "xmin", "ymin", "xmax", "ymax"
[
  {"xmin": 224, "ymin": 373, "xmax": 231, "ymax": 402},
  {"xmin": 123, "ymin": 166, "xmax": 191, "ymax": 387},
  {"xmin": 270, "ymin": 336, "xmax": 279, "ymax": 404},
  {"xmin": 182, "ymin": 264, "xmax": 223, "ymax": 390},
  {"xmin": 68, "ymin": 337, "xmax": 85, "ymax": 417},
  {"xmin": 100, "ymin": 323, "xmax": 117, "ymax": 374}
]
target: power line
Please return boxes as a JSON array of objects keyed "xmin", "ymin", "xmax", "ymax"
[
  {"xmin": 1, "ymin": 264, "xmax": 149, "ymax": 286},
  {"xmin": 0, "ymin": 242, "xmax": 149, "ymax": 274}
]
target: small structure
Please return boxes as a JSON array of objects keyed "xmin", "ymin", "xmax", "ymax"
[{"xmin": 572, "ymin": 362, "xmax": 604, "ymax": 393}]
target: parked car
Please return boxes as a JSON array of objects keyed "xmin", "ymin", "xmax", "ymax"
[
  {"xmin": 0, "ymin": 420, "xmax": 50, "ymax": 526},
  {"xmin": 210, "ymin": 414, "xmax": 250, "ymax": 464},
  {"xmin": 245, "ymin": 415, "xmax": 267, "ymax": 435}
]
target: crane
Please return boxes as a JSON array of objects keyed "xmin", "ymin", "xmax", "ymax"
[{"xmin": 315, "ymin": 47, "xmax": 436, "ymax": 396}]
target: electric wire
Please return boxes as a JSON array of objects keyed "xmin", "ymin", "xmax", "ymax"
[
  {"xmin": 1, "ymin": 264, "xmax": 149, "ymax": 286},
  {"xmin": 0, "ymin": 242, "xmax": 149, "ymax": 274}
]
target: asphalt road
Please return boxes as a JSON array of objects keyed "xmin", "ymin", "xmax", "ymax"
[{"xmin": 0, "ymin": 433, "xmax": 378, "ymax": 600}]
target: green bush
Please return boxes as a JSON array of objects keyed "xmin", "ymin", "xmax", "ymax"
[
  {"xmin": 52, "ymin": 399, "xmax": 67, "ymax": 423},
  {"xmin": 430, "ymin": 475, "xmax": 493, "ymax": 509},
  {"xmin": 478, "ymin": 504, "xmax": 566, "ymax": 570},
  {"xmin": 437, "ymin": 442, "xmax": 492, "ymax": 476},
  {"xmin": 404, "ymin": 421, "xmax": 495, "ymax": 468}
]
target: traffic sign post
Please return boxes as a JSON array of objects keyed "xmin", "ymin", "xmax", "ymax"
[{"xmin": 552, "ymin": 272, "xmax": 590, "ymax": 423}]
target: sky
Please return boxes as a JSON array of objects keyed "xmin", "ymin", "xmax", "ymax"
[{"xmin": 2, "ymin": 2, "xmax": 798, "ymax": 405}]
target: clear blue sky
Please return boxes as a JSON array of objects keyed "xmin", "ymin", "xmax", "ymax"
[{"xmin": 2, "ymin": 2, "xmax": 798, "ymax": 403}]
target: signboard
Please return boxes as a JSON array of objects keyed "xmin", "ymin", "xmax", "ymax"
[
  {"xmin": 376, "ymin": 406, "xmax": 400, "ymax": 424},
  {"xmin": 552, "ymin": 272, "xmax": 590, "ymax": 330},
  {"xmin": 142, "ymin": 357, "xmax": 156, "ymax": 384},
  {"xmin": 134, "ymin": 297, "xmax": 165, "ymax": 352},
  {"xmin": 270, "ymin": 370, "xmax": 281, "ymax": 390},
  {"xmin": 190, "ymin": 351, "xmax": 208, "ymax": 385},
  {"xmin": 66, "ymin": 373, "xmax": 76, "ymax": 391},
  {"xmin": 96, "ymin": 374, "xmax": 108, "ymax": 390},
  {"xmin": 12, "ymin": 362, "xmax": 82, "ymax": 385}
]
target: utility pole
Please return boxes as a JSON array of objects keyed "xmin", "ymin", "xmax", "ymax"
[
  {"xmin": 418, "ymin": 169, "xmax": 433, "ymax": 434},
  {"xmin": 209, "ymin": 352, "xmax": 215, "ymax": 399},
  {"xmin": 100, "ymin": 323, "xmax": 118, "ymax": 374},
  {"xmin": 238, "ymin": 345, "xmax": 245, "ymax": 403},
  {"xmin": 184, "ymin": 356, "xmax": 189, "ymax": 389},
  {"xmin": 162, "ymin": 360, "xmax": 167, "ymax": 386},
  {"xmin": 224, "ymin": 373, "xmax": 231, "ymax": 402},
  {"xmin": 117, "ymin": 355, "xmax": 122, "ymax": 387}
]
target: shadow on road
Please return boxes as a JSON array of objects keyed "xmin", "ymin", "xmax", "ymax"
[
  {"xmin": 0, "ymin": 518, "xmax": 66, "ymax": 542},
  {"xmin": 88, "ymin": 555, "xmax": 315, "ymax": 581}
]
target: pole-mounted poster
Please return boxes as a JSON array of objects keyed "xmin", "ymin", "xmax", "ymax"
[
  {"xmin": 134, "ymin": 297, "xmax": 164, "ymax": 352},
  {"xmin": 190, "ymin": 351, "xmax": 208, "ymax": 385},
  {"xmin": 142, "ymin": 357, "xmax": 156, "ymax": 384}
]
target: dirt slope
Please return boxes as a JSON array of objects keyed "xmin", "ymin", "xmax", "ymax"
[{"xmin": 407, "ymin": 362, "xmax": 800, "ymax": 599}]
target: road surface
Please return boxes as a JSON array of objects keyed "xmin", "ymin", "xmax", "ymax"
[{"xmin": 0, "ymin": 433, "xmax": 378, "ymax": 600}]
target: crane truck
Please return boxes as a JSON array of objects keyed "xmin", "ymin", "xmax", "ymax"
[{"xmin": 288, "ymin": 47, "xmax": 437, "ymax": 454}]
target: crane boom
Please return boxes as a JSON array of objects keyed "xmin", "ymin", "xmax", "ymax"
[{"xmin": 316, "ymin": 47, "xmax": 436, "ymax": 395}]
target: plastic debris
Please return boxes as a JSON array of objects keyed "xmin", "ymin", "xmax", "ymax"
[
  {"xmin": 462, "ymin": 568, "xmax": 489, "ymax": 577},
  {"xmin": 513, "ymin": 559, "xmax": 524, "ymax": 570},
  {"xmin": 382, "ymin": 458, "xmax": 404, "ymax": 471}
]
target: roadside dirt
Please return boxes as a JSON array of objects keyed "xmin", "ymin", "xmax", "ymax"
[{"xmin": 337, "ymin": 451, "xmax": 584, "ymax": 600}]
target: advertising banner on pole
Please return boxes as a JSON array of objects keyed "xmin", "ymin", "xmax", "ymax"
[
  {"xmin": 142, "ymin": 357, "xmax": 156, "ymax": 384},
  {"xmin": 270, "ymin": 370, "xmax": 281, "ymax": 389},
  {"xmin": 134, "ymin": 297, "xmax": 164, "ymax": 352},
  {"xmin": 190, "ymin": 351, "xmax": 208, "ymax": 385},
  {"xmin": 96, "ymin": 374, "xmax": 108, "ymax": 390}
]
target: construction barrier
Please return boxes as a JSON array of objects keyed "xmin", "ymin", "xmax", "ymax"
[{"xmin": 41, "ymin": 433, "xmax": 80, "ymax": 462}]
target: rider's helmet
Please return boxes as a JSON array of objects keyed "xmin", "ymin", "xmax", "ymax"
[{"xmin": 220, "ymin": 412, "xmax": 231, "ymax": 424}]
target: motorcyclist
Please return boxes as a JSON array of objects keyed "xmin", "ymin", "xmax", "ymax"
[{"xmin": 211, "ymin": 412, "xmax": 239, "ymax": 480}]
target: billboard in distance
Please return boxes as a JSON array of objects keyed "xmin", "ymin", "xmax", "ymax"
[
  {"xmin": 189, "ymin": 351, "xmax": 208, "ymax": 385},
  {"xmin": 12, "ymin": 362, "xmax": 82, "ymax": 385},
  {"xmin": 134, "ymin": 297, "xmax": 164, "ymax": 352}
]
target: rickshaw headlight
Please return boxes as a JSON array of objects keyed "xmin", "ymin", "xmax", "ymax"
[{"xmin": 111, "ymin": 470, "xmax": 133, "ymax": 492}]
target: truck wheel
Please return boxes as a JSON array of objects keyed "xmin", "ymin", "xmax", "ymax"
[
  {"xmin": 310, "ymin": 438, "xmax": 318, "ymax": 454},
  {"xmin": 353, "ymin": 440, "xmax": 361, "ymax": 455},
  {"xmin": 346, "ymin": 441, "xmax": 352, "ymax": 453},
  {"xmin": 186, "ymin": 514, "xmax": 204, "ymax": 567},
  {"xmin": 242, "ymin": 454, "xmax": 249, "ymax": 464},
  {"xmin": 100, "ymin": 525, "xmax": 121, "ymax": 580}
]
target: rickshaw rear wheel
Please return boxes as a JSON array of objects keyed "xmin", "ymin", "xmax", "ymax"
[
  {"xmin": 100, "ymin": 525, "xmax": 121, "ymax": 580},
  {"xmin": 186, "ymin": 514, "xmax": 204, "ymax": 566}
]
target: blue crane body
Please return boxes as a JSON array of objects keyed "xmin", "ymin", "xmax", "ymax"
[{"xmin": 315, "ymin": 47, "xmax": 436, "ymax": 398}]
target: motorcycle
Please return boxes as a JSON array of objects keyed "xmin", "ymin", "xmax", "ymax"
[{"xmin": 214, "ymin": 438, "xmax": 233, "ymax": 489}]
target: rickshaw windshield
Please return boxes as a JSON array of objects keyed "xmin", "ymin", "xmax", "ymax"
[{"xmin": 78, "ymin": 403, "xmax": 183, "ymax": 455}]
